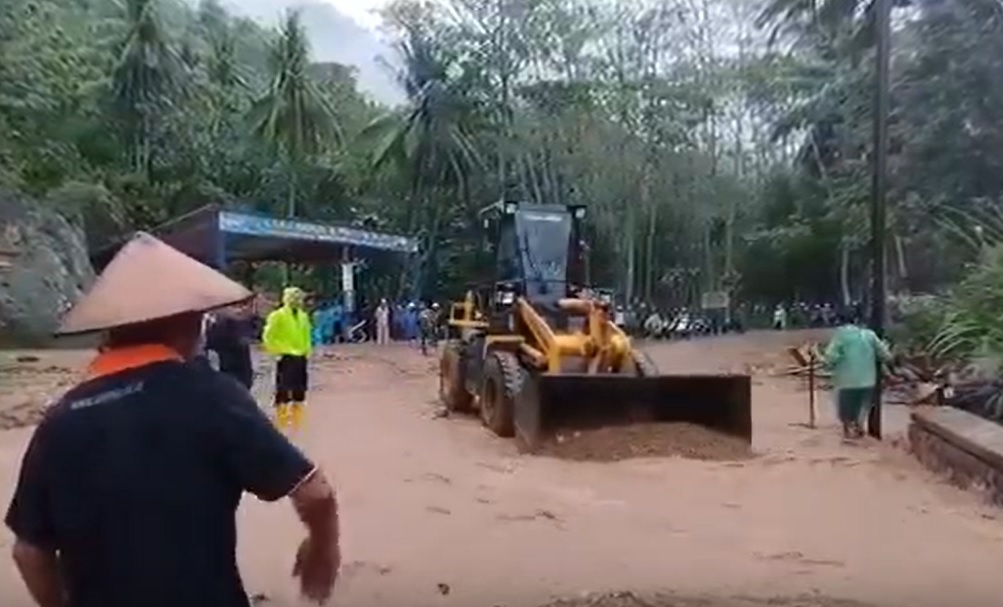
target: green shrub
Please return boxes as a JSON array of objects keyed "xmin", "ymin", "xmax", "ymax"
[
  {"xmin": 929, "ymin": 245, "xmax": 1003, "ymax": 370},
  {"xmin": 889, "ymin": 294, "xmax": 947, "ymax": 354}
]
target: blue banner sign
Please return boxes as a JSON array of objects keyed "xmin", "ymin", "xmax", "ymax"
[{"xmin": 218, "ymin": 211, "xmax": 418, "ymax": 254}]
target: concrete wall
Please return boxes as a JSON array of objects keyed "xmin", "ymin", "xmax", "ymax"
[{"xmin": 909, "ymin": 406, "xmax": 1003, "ymax": 507}]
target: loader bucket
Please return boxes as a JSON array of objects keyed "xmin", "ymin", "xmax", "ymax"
[{"xmin": 513, "ymin": 373, "xmax": 752, "ymax": 452}]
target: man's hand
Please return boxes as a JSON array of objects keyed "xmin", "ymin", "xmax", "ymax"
[
  {"xmin": 293, "ymin": 535, "xmax": 340, "ymax": 604},
  {"xmin": 289, "ymin": 469, "xmax": 340, "ymax": 605}
]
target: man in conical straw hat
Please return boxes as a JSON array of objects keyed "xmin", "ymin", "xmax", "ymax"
[{"xmin": 4, "ymin": 233, "xmax": 340, "ymax": 607}]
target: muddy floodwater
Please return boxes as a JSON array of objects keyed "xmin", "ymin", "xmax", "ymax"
[{"xmin": 1, "ymin": 331, "xmax": 1001, "ymax": 607}]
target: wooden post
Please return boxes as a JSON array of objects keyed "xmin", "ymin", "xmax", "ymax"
[
  {"xmin": 808, "ymin": 346, "xmax": 818, "ymax": 428},
  {"xmin": 868, "ymin": 0, "xmax": 892, "ymax": 440}
]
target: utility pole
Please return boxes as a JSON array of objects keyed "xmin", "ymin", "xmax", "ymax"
[{"xmin": 868, "ymin": 0, "xmax": 892, "ymax": 440}]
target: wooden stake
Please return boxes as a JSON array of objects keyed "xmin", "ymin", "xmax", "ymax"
[{"xmin": 808, "ymin": 347, "xmax": 817, "ymax": 428}]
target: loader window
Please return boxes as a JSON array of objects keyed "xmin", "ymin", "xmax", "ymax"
[{"xmin": 516, "ymin": 211, "xmax": 571, "ymax": 285}]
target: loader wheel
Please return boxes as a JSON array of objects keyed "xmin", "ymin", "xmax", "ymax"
[
  {"xmin": 480, "ymin": 351, "xmax": 522, "ymax": 437},
  {"xmin": 513, "ymin": 371, "xmax": 542, "ymax": 452},
  {"xmin": 626, "ymin": 349, "xmax": 660, "ymax": 422},
  {"xmin": 440, "ymin": 342, "xmax": 473, "ymax": 412},
  {"xmin": 631, "ymin": 349, "xmax": 659, "ymax": 377}
]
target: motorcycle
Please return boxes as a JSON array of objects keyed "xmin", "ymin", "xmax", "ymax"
[{"xmin": 347, "ymin": 319, "xmax": 369, "ymax": 343}]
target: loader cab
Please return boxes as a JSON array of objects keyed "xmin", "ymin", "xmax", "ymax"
[{"xmin": 482, "ymin": 201, "xmax": 587, "ymax": 310}]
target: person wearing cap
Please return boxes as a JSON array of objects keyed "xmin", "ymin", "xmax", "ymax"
[
  {"xmin": 263, "ymin": 287, "xmax": 313, "ymax": 432},
  {"xmin": 5, "ymin": 233, "xmax": 340, "ymax": 607}
]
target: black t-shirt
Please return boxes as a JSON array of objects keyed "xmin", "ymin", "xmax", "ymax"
[
  {"xmin": 207, "ymin": 316, "xmax": 253, "ymax": 373},
  {"xmin": 5, "ymin": 360, "xmax": 314, "ymax": 607}
]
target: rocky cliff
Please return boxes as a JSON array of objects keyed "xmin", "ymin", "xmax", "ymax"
[{"xmin": 0, "ymin": 189, "xmax": 94, "ymax": 343}]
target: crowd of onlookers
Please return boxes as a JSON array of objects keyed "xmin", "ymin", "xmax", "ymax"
[
  {"xmin": 198, "ymin": 293, "xmax": 453, "ymax": 393},
  {"xmin": 315, "ymin": 298, "xmax": 446, "ymax": 352},
  {"xmin": 766, "ymin": 301, "xmax": 853, "ymax": 330},
  {"xmin": 611, "ymin": 299, "xmax": 854, "ymax": 340}
]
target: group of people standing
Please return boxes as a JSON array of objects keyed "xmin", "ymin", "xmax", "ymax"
[
  {"xmin": 372, "ymin": 299, "xmax": 443, "ymax": 354},
  {"xmin": 771, "ymin": 301, "xmax": 849, "ymax": 330},
  {"xmin": 200, "ymin": 287, "xmax": 315, "ymax": 433}
]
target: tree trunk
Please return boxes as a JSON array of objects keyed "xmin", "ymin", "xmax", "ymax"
[
  {"xmin": 894, "ymin": 233, "xmax": 908, "ymax": 294},
  {"xmin": 644, "ymin": 199, "xmax": 658, "ymax": 303},
  {"xmin": 625, "ymin": 200, "xmax": 636, "ymax": 303},
  {"xmin": 839, "ymin": 238, "xmax": 851, "ymax": 307},
  {"xmin": 282, "ymin": 163, "xmax": 298, "ymax": 285}
]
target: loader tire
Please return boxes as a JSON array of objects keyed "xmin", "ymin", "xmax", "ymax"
[
  {"xmin": 631, "ymin": 349, "xmax": 659, "ymax": 377},
  {"xmin": 626, "ymin": 349, "xmax": 660, "ymax": 422},
  {"xmin": 480, "ymin": 351, "xmax": 522, "ymax": 437},
  {"xmin": 440, "ymin": 342, "xmax": 473, "ymax": 412},
  {"xmin": 513, "ymin": 371, "xmax": 542, "ymax": 453}
]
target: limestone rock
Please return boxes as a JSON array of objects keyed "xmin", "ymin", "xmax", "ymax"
[{"xmin": 0, "ymin": 188, "xmax": 94, "ymax": 343}]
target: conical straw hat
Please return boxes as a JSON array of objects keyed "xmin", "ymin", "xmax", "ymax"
[{"xmin": 57, "ymin": 232, "xmax": 252, "ymax": 335}]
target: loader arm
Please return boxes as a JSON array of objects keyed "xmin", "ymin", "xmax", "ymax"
[{"xmin": 514, "ymin": 297, "xmax": 632, "ymax": 374}]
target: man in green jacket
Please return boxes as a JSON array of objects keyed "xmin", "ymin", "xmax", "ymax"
[
  {"xmin": 264, "ymin": 287, "xmax": 313, "ymax": 432},
  {"xmin": 823, "ymin": 308, "xmax": 892, "ymax": 439}
]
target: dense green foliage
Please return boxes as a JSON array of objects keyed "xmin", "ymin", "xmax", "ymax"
[{"xmin": 2, "ymin": 0, "xmax": 1003, "ymax": 306}]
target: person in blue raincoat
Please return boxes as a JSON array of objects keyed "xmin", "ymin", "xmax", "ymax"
[
  {"xmin": 392, "ymin": 303, "xmax": 404, "ymax": 340},
  {"xmin": 330, "ymin": 302, "xmax": 344, "ymax": 343},
  {"xmin": 311, "ymin": 304, "xmax": 327, "ymax": 347},
  {"xmin": 405, "ymin": 302, "xmax": 419, "ymax": 341}
]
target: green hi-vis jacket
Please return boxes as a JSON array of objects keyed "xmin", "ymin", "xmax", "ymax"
[
  {"xmin": 823, "ymin": 324, "xmax": 892, "ymax": 390},
  {"xmin": 263, "ymin": 304, "xmax": 312, "ymax": 358}
]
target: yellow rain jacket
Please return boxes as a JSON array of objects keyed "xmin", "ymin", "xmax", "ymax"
[{"xmin": 263, "ymin": 287, "xmax": 312, "ymax": 357}]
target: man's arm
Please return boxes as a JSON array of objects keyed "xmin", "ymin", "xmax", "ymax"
[
  {"xmin": 261, "ymin": 312, "xmax": 280, "ymax": 355},
  {"xmin": 302, "ymin": 315, "xmax": 313, "ymax": 358},
  {"xmin": 823, "ymin": 332, "xmax": 844, "ymax": 368},
  {"xmin": 210, "ymin": 376, "xmax": 337, "ymax": 526},
  {"xmin": 5, "ymin": 422, "xmax": 65, "ymax": 607},
  {"xmin": 869, "ymin": 330, "xmax": 893, "ymax": 363},
  {"xmin": 12, "ymin": 542, "xmax": 64, "ymax": 607},
  {"xmin": 208, "ymin": 377, "xmax": 339, "ymax": 599},
  {"xmin": 289, "ymin": 470, "xmax": 339, "ymax": 553}
]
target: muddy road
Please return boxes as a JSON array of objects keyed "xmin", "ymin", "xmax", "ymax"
[{"xmin": 0, "ymin": 332, "xmax": 1001, "ymax": 607}]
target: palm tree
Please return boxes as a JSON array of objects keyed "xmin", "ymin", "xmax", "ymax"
[
  {"xmin": 756, "ymin": 0, "xmax": 888, "ymax": 177},
  {"xmin": 362, "ymin": 27, "xmax": 481, "ymax": 193},
  {"xmin": 248, "ymin": 10, "xmax": 339, "ymax": 219},
  {"xmin": 758, "ymin": 0, "xmax": 907, "ymax": 307},
  {"xmin": 111, "ymin": 0, "xmax": 181, "ymax": 178},
  {"xmin": 358, "ymin": 25, "xmax": 483, "ymax": 296},
  {"xmin": 757, "ymin": 0, "xmax": 910, "ymax": 50}
]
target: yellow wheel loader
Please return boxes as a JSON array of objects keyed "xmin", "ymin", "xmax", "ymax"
[{"xmin": 438, "ymin": 200, "xmax": 752, "ymax": 451}]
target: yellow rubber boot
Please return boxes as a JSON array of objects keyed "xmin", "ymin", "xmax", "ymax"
[
  {"xmin": 290, "ymin": 402, "xmax": 305, "ymax": 432},
  {"xmin": 274, "ymin": 403, "xmax": 290, "ymax": 430}
]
